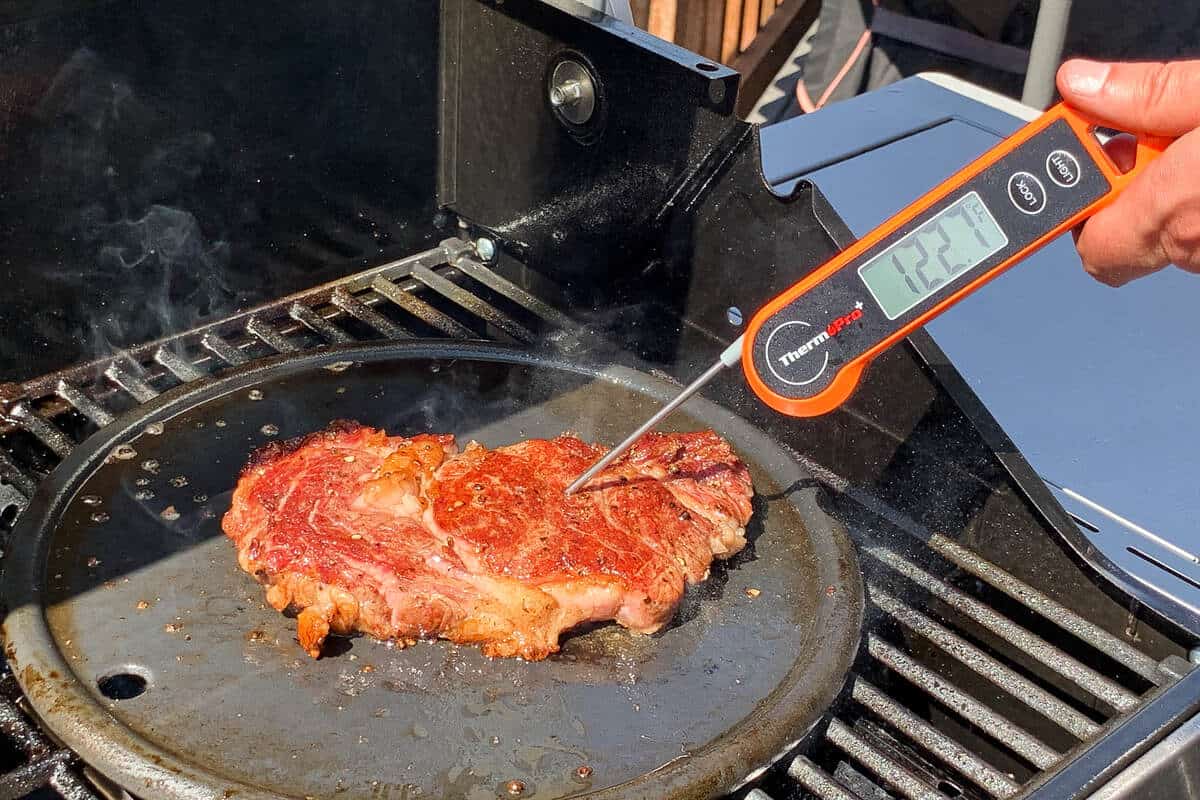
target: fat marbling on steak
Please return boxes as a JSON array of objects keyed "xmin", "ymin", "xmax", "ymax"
[{"xmin": 221, "ymin": 421, "xmax": 753, "ymax": 659}]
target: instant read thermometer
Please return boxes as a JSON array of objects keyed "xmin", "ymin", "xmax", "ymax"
[{"xmin": 565, "ymin": 103, "xmax": 1171, "ymax": 495}]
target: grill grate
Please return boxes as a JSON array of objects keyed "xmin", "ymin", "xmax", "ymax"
[
  {"xmin": 0, "ymin": 238, "xmax": 572, "ymax": 512},
  {"xmin": 752, "ymin": 475, "xmax": 1188, "ymax": 800},
  {"xmin": 0, "ymin": 236, "xmax": 578, "ymax": 799},
  {"xmin": 0, "ymin": 237, "xmax": 1186, "ymax": 800}
]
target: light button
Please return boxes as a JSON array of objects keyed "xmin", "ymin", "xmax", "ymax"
[
  {"xmin": 1008, "ymin": 171, "xmax": 1046, "ymax": 215},
  {"xmin": 1046, "ymin": 149, "xmax": 1081, "ymax": 187}
]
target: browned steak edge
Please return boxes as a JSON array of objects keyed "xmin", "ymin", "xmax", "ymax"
[{"xmin": 240, "ymin": 418, "xmax": 369, "ymax": 476}]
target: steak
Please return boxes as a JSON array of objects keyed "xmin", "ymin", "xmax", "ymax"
[{"xmin": 222, "ymin": 421, "xmax": 753, "ymax": 660}]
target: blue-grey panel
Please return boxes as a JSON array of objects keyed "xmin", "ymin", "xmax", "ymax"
[{"xmin": 761, "ymin": 78, "xmax": 1200, "ymax": 611}]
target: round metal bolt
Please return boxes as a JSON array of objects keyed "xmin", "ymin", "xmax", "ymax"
[
  {"xmin": 550, "ymin": 80, "xmax": 583, "ymax": 108},
  {"xmin": 575, "ymin": 765, "xmax": 593, "ymax": 779},
  {"xmin": 708, "ymin": 79, "xmax": 726, "ymax": 105},
  {"xmin": 726, "ymin": 306, "xmax": 743, "ymax": 327},
  {"xmin": 548, "ymin": 60, "xmax": 596, "ymax": 126},
  {"xmin": 475, "ymin": 237, "xmax": 496, "ymax": 262},
  {"xmin": 504, "ymin": 779, "xmax": 526, "ymax": 796},
  {"xmin": 1189, "ymin": 646, "xmax": 1200, "ymax": 665}
]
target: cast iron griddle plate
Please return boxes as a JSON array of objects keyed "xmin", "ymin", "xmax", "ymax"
[{"xmin": 3, "ymin": 343, "xmax": 862, "ymax": 800}]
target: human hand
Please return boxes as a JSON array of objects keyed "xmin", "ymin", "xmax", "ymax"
[{"xmin": 1056, "ymin": 59, "xmax": 1200, "ymax": 286}]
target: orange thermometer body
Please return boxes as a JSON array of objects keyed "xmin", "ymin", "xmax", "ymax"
[{"xmin": 741, "ymin": 103, "xmax": 1170, "ymax": 417}]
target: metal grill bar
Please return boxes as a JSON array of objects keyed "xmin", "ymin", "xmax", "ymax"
[
  {"xmin": 288, "ymin": 303, "xmax": 352, "ymax": 344},
  {"xmin": 246, "ymin": 316, "xmax": 299, "ymax": 353},
  {"xmin": 201, "ymin": 333, "xmax": 249, "ymax": 367},
  {"xmin": 826, "ymin": 719, "xmax": 948, "ymax": 800},
  {"xmin": 0, "ymin": 748, "xmax": 73, "ymax": 800},
  {"xmin": 787, "ymin": 757, "xmax": 867, "ymax": 800},
  {"xmin": 926, "ymin": 533, "xmax": 1164, "ymax": 684},
  {"xmin": 868, "ymin": 635, "xmax": 1062, "ymax": 769},
  {"xmin": 368, "ymin": 277, "xmax": 474, "ymax": 338},
  {"xmin": 410, "ymin": 264, "xmax": 535, "ymax": 342},
  {"xmin": 0, "ymin": 452, "xmax": 35, "ymax": 498},
  {"xmin": 331, "ymin": 287, "xmax": 410, "ymax": 339},
  {"xmin": 48, "ymin": 766, "xmax": 102, "ymax": 800},
  {"xmin": 867, "ymin": 546, "xmax": 1140, "ymax": 713},
  {"xmin": 0, "ymin": 679, "xmax": 99, "ymax": 800},
  {"xmin": 102, "ymin": 363, "xmax": 158, "ymax": 403},
  {"xmin": 869, "ymin": 585, "xmax": 1102, "ymax": 740},
  {"xmin": 0, "ymin": 694, "xmax": 49, "ymax": 759},
  {"xmin": 54, "ymin": 382, "xmax": 114, "ymax": 428},
  {"xmin": 451, "ymin": 252, "xmax": 577, "ymax": 329},
  {"xmin": 4, "ymin": 403, "xmax": 71, "ymax": 458},
  {"xmin": 851, "ymin": 678, "xmax": 1021, "ymax": 799},
  {"xmin": 153, "ymin": 348, "xmax": 204, "ymax": 383}
]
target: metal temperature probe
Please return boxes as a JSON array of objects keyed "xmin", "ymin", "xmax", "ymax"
[{"xmin": 566, "ymin": 104, "xmax": 1171, "ymax": 495}]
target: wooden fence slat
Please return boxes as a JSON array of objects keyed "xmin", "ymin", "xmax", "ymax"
[
  {"xmin": 720, "ymin": 0, "xmax": 744, "ymax": 62},
  {"xmin": 648, "ymin": 0, "xmax": 678, "ymax": 41},
  {"xmin": 702, "ymin": 0, "xmax": 726, "ymax": 63},
  {"xmin": 739, "ymin": 0, "xmax": 760, "ymax": 51},
  {"xmin": 631, "ymin": 0, "xmax": 651, "ymax": 29}
]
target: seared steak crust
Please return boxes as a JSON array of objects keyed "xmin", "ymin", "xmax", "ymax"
[{"xmin": 222, "ymin": 423, "xmax": 752, "ymax": 659}]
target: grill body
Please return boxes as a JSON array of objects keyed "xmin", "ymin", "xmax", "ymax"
[{"xmin": 0, "ymin": 1, "xmax": 1197, "ymax": 799}]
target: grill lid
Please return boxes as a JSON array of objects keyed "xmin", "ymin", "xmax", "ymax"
[{"xmin": 2, "ymin": 342, "xmax": 863, "ymax": 800}]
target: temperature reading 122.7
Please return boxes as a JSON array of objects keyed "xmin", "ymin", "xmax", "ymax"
[{"xmin": 858, "ymin": 191, "xmax": 1009, "ymax": 320}]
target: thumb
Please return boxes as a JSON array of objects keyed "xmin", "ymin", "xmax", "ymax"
[{"xmin": 1056, "ymin": 59, "xmax": 1200, "ymax": 137}]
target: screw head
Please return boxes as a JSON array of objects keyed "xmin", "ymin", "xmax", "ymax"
[
  {"xmin": 726, "ymin": 306, "xmax": 743, "ymax": 327},
  {"xmin": 504, "ymin": 779, "xmax": 526, "ymax": 796},
  {"xmin": 475, "ymin": 237, "xmax": 496, "ymax": 261},
  {"xmin": 548, "ymin": 60, "xmax": 596, "ymax": 126}
]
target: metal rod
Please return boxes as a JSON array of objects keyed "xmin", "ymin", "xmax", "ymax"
[
  {"xmin": 851, "ymin": 678, "xmax": 1021, "ymax": 799},
  {"xmin": 563, "ymin": 337, "xmax": 743, "ymax": 495},
  {"xmin": 787, "ymin": 757, "xmax": 868, "ymax": 800},
  {"xmin": 866, "ymin": 546, "xmax": 1140, "ymax": 713},
  {"xmin": 54, "ymin": 382, "xmax": 114, "ymax": 428},
  {"xmin": 410, "ymin": 264, "xmax": 534, "ymax": 342},
  {"xmin": 288, "ymin": 303, "xmax": 352, "ymax": 344},
  {"xmin": 246, "ymin": 316, "xmax": 299, "ymax": 353},
  {"xmin": 450, "ymin": 252, "xmax": 577, "ymax": 329},
  {"xmin": 868, "ymin": 635, "xmax": 1062, "ymax": 770},
  {"xmin": 1021, "ymin": 0, "xmax": 1073, "ymax": 108},
  {"xmin": 926, "ymin": 532, "xmax": 1165, "ymax": 684},
  {"xmin": 4, "ymin": 403, "xmax": 72, "ymax": 458},
  {"xmin": 331, "ymin": 287, "xmax": 410, "ymax": 339},
  {"xmin": 102, "ymin": 363, "xmax": 158, "ymax": 403},
  {"xmin": 825, "ymin": 718, "xmax": 948, "ymax": 800},
  {"xmin": 201, "ymin": 333, "xmax": 249, "ymax": 366},
  {"xmin": 869, "ymin": 584, "xmax": 1101, "ymax": 741},
  {"xmin": 1042, "ymin": 478, "xmax": 1200, "ymax": 566},
  {"xmin": 153, "ymin": 348, "xmax": 204, "ymax": 383}
]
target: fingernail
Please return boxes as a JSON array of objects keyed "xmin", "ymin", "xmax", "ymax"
[{"xmin": 1061, "ymin": 59, "xmax": 1111, "ymax": 96}]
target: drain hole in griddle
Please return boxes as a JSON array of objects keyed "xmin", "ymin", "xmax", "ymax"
[{"xmin": 97, "ymin": 671, "xmax": 148, "ymax": 700}]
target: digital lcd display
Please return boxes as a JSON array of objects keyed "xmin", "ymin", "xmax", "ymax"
[{"xmin": 858, "ymin": 192, "xmax": 1008, "ymax": 320}]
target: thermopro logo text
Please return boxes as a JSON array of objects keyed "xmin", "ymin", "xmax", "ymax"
[{"xmin": 764, "ymin": 302, "xmax": 864, "ymax": 388}]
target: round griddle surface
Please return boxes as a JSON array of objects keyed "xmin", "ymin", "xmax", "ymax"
[{"xmin": 3, "ymin": 343, "xmax": 862, "ymax": 800}]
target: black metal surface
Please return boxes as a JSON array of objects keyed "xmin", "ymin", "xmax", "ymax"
[
  {"xmin": 907, "ymin": 328, "xmax": 1200, "ymax": 637},
  {"xmin": 2, "ymin": 342, "xmax": 863, "ymax": 800},
  {"xmin": 0, "ymin": 0, "xmax": 441, "ymax": 382},
  {"xmin": 438, "ymin": 0, "xmax": 852, "ymax": 350},
  {"xmin": 1021, "ymin": 666, "xmax": 1200, "ymax": 800}
]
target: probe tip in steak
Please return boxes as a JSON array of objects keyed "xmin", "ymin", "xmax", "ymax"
[{"xmin": 222, "ymin": 422, "xmax": 753, "ymax": 659}]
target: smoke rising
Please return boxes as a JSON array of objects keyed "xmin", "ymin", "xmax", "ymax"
[{"xmin": 32, "ymin": 48, "xmax": 237, "ymax": 363}]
